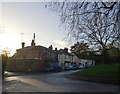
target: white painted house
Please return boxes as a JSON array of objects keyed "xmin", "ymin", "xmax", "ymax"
[
  {"xmin": 55, "ymin": 48, "xmax": 95, "ymax": 70},
  {"xmin": 73, "ymin": 54, "xmax": 80, "ymax": 65},
  {"xmin": 79, "ymin": 59, "xmax": 95, "ymax": 67},
  {"xmin": 57, "ymin": 48, "xmax": 73, "ymax": 69}
]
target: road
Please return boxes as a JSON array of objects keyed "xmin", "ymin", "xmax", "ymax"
[{"xmin": 3, "ymin": 70, "xmax": 119, "ymax": 92}]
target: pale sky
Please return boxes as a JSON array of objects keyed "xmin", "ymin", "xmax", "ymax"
[{"xmin": 0, "ymin": 2, "xmax": 72, "ymax": 56}]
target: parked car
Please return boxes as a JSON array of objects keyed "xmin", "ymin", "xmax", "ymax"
[
  {"xmin": 78, "ymin": 65, "xmax": 85, "ymax": 69},
  {"xmin": 45, "ymin": 63, "xmax": 62, "ymax": 72},
  {"xmin": 70, "ymin": 65, "xmax": 76, "ymax": 70},
  {"xmin": 64, "ymin": 66, "xmax": 71, "ymax": 70}
]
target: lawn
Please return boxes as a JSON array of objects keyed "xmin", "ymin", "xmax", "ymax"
[{"xmin": 72, "ymin": 63, "xmax": 120, "ymax": 80}]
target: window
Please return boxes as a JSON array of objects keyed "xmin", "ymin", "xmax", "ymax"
[{"xmin": 65, "ymin": 55, "xmax": 66, "ymax": 59}]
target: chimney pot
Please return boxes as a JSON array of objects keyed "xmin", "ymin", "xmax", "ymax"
[
  {"xmin": 31, "ymin": 40, "xmax": 35, "ymax": 47},
  {"xmin": 55, "ymin": 48, "xmax": 57, "ymax": 51},
  {"xmin": 22, "ymin": 42, "xmax": 25, "ymax": 48},
  {"xmin": 64, "ymin": 48, "xmax": 68, "ymax": 52},
  {"xmin": 49, "ymin": 45, "xmax": 53, "ymax": 50}
]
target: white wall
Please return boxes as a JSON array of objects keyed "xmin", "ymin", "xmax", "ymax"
[
  {"xmin": 73, "ymin": 55, "xmax": 80, "ymax": 65},
  {"xmin": 80, "ymin": 59, "xmax": 95, "ymax": 67},
  {"xmin": 58, "ymin": 53, "xmax": 73, "ymax": 67}
]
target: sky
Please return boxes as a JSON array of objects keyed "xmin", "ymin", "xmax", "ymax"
[{"xmin": 0, "ymin": 2, "xmax": 72, "ymax": 56}]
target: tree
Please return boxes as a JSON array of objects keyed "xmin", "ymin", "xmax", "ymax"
[
  {"xmin": 47, "ymin": 2, "xmax": 120, "ymax": 31},
  {"xmin": 107, "ymin": 45, "xmax": 120, "ymax": 63},
  {"xmin": 0, "ymin": 48, "xmax": 10, "ymax": 78},
  {"xmin": 71, "ymin": 41, "xmax": 90, "ymax": 58},
  {"xmin": 46, "ymin": 1, "xmax": 120, "ymax": 63},
  {"xmin": 81, "ymin": 11, "xmax": 119, "ymax": 63}
]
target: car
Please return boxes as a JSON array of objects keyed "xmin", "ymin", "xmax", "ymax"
[
  {"xmin": 70, "ymin": 65, "xmax": 77, "ymax": 70},
  {"xmin": 78, "ymin": 65, "xmax": 84, "ymax": 69},
  {"xmin": 45, "ymin": 63, "xmax": 62, "ymax": 72},
  {"xmin": 64, "ymin": 66, "xmax": 71, "ymax": 70}
]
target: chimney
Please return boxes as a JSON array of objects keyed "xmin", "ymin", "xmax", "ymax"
[
  {"xmin": 22, "ymin": 42, "xmax": 25, "ymax": 48},
  {"xmin": 64, "ymin": 48, "xmax": 68, "ymax": 52},
  {"xmin": 31, "ymin": 33, "xmax": 36, "ymax": 47},
  {"xmin": 49, "ymin": 45, "xmax": 53, "ymax": 50},
  {"xmin": 55, "ymin": 48, "xmax": 57, "ymax": 51},
  {"xmin": 31, "ymin": 40, "xmax": 35, "ymax": 47},
  {"xmin": 33, "ymin": 33, "xmax": 35, "ymax": 41}
]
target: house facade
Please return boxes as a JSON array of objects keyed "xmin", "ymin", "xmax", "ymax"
[
  {"xmin": 58, "ymin": 48, "xmax": 73, "ymax": 69},
  {"xmin": 9, "ymin": 35, "xmax": 58, "ymax": 72},
  {"xmin": 9, "ymin": 34, "xmax": 81, "ymax": 72},
  {"xmin": 73, "ymin": 55, "xmax": 80, "ymax": 65}
]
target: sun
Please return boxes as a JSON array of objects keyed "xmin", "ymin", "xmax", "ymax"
[{"xmin": 0, "ymin": 32, "xmax": 21, "ymax": 56}]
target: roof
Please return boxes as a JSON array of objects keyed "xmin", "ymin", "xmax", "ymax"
[
  {"xmin": 16, "ymin": 45, "xmax": 47, "ymax": 51},
  {"xmin": 59, "ymin": 49, "xmax": 72, "ymax": 56}
]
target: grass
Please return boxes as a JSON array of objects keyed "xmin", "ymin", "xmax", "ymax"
[{"xmin": 72, "ymin": 63, "xmax": 120, "ymax": 80}]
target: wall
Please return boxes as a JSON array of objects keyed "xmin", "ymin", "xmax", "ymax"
[
  {"xmin": 9, "ymin": 59, "xmax": 45, "ymax": 72},
  {"xmin": 9, "ymin": 46, "xmax": 46, "ymax": 72}
]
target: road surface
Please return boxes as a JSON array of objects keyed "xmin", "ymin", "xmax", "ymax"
[{"xmin": 3, "ymin": 70, "xmax": 119, "ymax": 92}]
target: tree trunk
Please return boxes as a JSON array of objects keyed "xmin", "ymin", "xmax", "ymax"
[{"xmin": 102, "ymin": 48, "xmax": 109, "ymax": 64}]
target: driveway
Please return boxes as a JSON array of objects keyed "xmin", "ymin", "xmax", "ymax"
[{"xmin": 3, "ymin": 70, "xmax": 119, "ymax": 92}]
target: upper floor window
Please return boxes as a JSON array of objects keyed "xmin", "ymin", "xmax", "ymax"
[{"xmin": 65, "ymin": 55, "xmax": 66, "ymax": 59}]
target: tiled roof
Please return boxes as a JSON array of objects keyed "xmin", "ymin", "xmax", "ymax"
[
  {"xmin": 59, "ymin": 49, "xmax": 72, "ymax": 56},
  {"xmin": 16, "ymin": 45, "xmax": 47, "ymax": 51}
]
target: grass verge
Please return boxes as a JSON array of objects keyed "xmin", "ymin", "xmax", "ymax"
[{"xmin": 70, "ymin": 63, "xmax": 120, "ymax": 85}]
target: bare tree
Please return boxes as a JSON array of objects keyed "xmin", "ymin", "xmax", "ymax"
[
  {"xmin": 1, "ymin": 48, "xmax": 10, "ymax": 78},
  {"xmin": 82, "ymin": 12, "xmax": 119, "ymax": 63},
  {"xmin": 47, "ymin": 2, "xmax": 120, "ymax": 31},
  {"xmin": 46, "ymin": 1, "xmax": 120, "ymax": 63}
]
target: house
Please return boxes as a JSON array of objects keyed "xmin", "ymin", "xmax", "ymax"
[
  {"xmin": 73, "ymin": 54, "xmax": 80, "ymax": 66},
  {"xmin": 9, "ymin": 34, "xmax": 58, "ymax": 72},
  {"xmin": 58, "ymin": 48, "xmax": 73, "ymax": 69},
  {"xmin": 72, "ymin": 53, "xmax": 95, "ymax": 68},
  {"xmin": 79, "ymin": 59, "xmax": 95, "ymax": 68},
  {"xmin": 9, "ymin": 33, "xmax": 81, "ymax": 72}
]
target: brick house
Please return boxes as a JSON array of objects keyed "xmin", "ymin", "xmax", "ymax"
[{"xmin": 9, "ymin": 34, "xmax": 58, "ymax": 72}]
